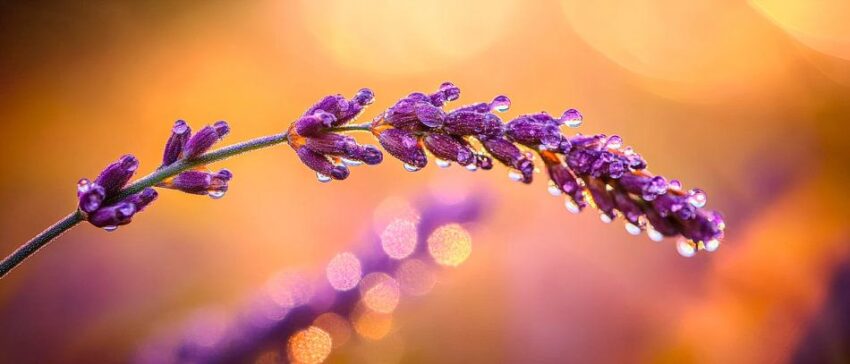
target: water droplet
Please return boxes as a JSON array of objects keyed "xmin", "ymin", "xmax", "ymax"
[
  {"xmin": 704, "ymin": 239, "xmax": 720, "ymax": 252},
  {"xmin": 623, "ymin": 147, "xmax": 635, "ymax": 156},
  {"xmin": 625, "ymin": 222, "xmax": 641, "ymax": 235},
  {"xmin": 103, "ymin": 226, "xmax": 118, "ymax": 232},
  {"xmin": 435, "ymin": 159, "xmax": 451, "ymax": 168},
  {"xmin": 600, "ymin": 213, "xmax": 613, "ymax": 224},
  {"xmin": 547, "ymin": 182, "xmax": 562, "ymax": 196},
  {"xmin": 561, "ymin": 109, "xmax": 583, "ymax": 128},
  {"xmin": 341, "ymin": 158, "xmax": 363, "ymax": 167},
  {"xmin": 403, "ymin": 163, "xmax": 421, "ymax": 172},
  {"xmin": 316, "ymin": 173, "xmax": 332, "ymax": 183},
  {"xmin": 669, "ymin": 179, "xmax": 682, "ymax": 191},
  {"xmin": 465, "ymin": 163, "xmax": 478, "ymax": 172},
  {"xmin": 564, "ymin": 199, "xmax": 580, "ymax": 214},
  {"xmin": 646, "ymin": 225, "xmax": 664, "ymax": 242},
  {"xmin": 508, "ymin": 170, "xmax": 523, "ymax": 182},
  {"xmin": 676, "ymin": 239, "xmax": 697, "ymax": 258},
  {"xmin": 687, "ymin": 188, "xmax": 707, "ymax": 208},
  {"xmin": 489, "ymin": 95, "xmax": 511, "ymax": 112},
  {"xmin": 208, "ymin": 190, "xmax": 226, "ymax": 199},
  {"xmin": 605, "ymin": 135, "xmax": 623, "ymax": 150}
]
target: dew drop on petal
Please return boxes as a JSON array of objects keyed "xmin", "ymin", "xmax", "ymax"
[
  {"xmin": 208, "ymin": 190, "xmax": 226, "ymax": 199},
  {"xmin": 704, "ymin": 239, "xmax": 720, "ymax": 252},
  {"xmin": 676, "ymin": 239, "xmax": 697, "ymax": 257},
  {"xmin": 489, "ymin": 95, "xmax": 511, "ymax": 112},
  {"xmin": 103, "ymin": 226, "xmax": 118, "ymax": 232},
  {"xmin": 687, "ymin": 188, "xmax": 707, "ymax": 208},
  {"xmin": 564, "ymin": 199, "xmax": 581, "ymax": 214},
  {"xmin": 547, "ymin": 182, "xmax": 562, "ymax": 196},
  {"xmin": 561, "ymin": 109, "xmax": 583, "ymax": 128},
  {"xmin": 646, "ymin": 225, "xmax": 664, "ymax": 242},
  {"xmin": 326, "ymin": 252, "xmax": 362, "ymax": 291},
  {"xmin": 435, "ymin": 159, "xmax": 451, "ymax": 168},
  {"xmin": 600, "ymin": 213, "xmax": 613, "ymax": 224},
  {"xmin": 508, "ymin": 170, "xmax": 523, "ymax": 182},
  {"xmin": 669, "ymin": 179, "xmax": 683, "ymax": 191},
  {"xmin": 465, "ymin": 163, "xmax": 478, "ymax": 172},
  {"xmin": 342, "ymin": 158, "xmax": 364, "ymax": 167},
  {"xmin": 403, "ymin": 163, "xmax": 421, "ymax": 172},
  {"xmin": 317, "ymin": 172, "xmax": 332, "ymax": 183},
  {"xmin": 605, "ymin": 135, "xmax": 623, "ymax": 150},
  {"xmin": 625, "ymin": 222, "xmax": 641, "ymax": 235}
]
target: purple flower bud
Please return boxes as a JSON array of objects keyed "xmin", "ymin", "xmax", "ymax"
[
  {"xmin": 348, "ymin": 145, "xmax": 383, "ymax": 165},
  {"xmin": 480, "ymin": 137, "xmax": 534, "ymax": 183},
  {"xmin": 162, "ymin": 120, "xmax": 191, "ymax": 167},
  {"xmin": 414, "ymin": 102, "xmax": 446, "ymax": 128},
  {"xmin": 618, "ymin": 173, "xmax": 650, "ymax": 195},
  {"xmin": 385, "ymin": 99, "xmax": 427, "ymax": 130},
  {"xmin": 124, "ymin": 188, "xmax": 158, "ymax": 212},
  {"xmin": 295, "ymin": 147, "xmax": 350, "ymax": 180},
  {"xmin": 88, "ymin": 202, "xmax": 136, "ymax": 228},
  {"xmin": 644, "ymin": 207, "xmax": 679, "ymax": 237},
  {"xmin": 294, "ymin": 111, "xmax": 336, "ymax": 137},
  {"xmin": 95, "ymin": 154, "xmax": 139, "ymax": 196},
  {"xmin": 612, "ymin": 188, "xmax": 644, "ymax": 224},
  {"xmin": 306, "ymin": 95, "xmax": 349, "ymax": 120},
  {"xmin": 378, "ymin": 128, "xmax": 428, "ymax": 169},
  {"xmin": 652, "ymin": 193, "xmax": 694, "ymax": 220},
  {"xmin": 505, "ymin": 115, "xmax": 562, "ymax": 149},
  {"xmin": 642, "ymin": 176, "xmax": 668, "ymax": 201},
  {"xmin": 545, "ymin": 159, "xmax": 584, "ymax": 205},
  {"xmin": 184, "ymin": 121, "xmax": 230, "ymax": 159},
  {"xmin": 423, "ymin": 134, "xmax": 475, "ymax": 166},
  {"xmin": 586, "ymin": 179, "xmax": 616, "ymax": 218},
  {"xmin": 165, "ymin": 169, "xmax": 233, "ymax": 195},
  {"xmin": 77, "ymin": 179, "xmax": 106, "ymax": 214},
  {"xmin": 443, "ymin": 110, "xmax": 503, "ymax": 137},
  {"xmin": 305, "ymin": 133, "xmax": 357, "ymax": 156}
]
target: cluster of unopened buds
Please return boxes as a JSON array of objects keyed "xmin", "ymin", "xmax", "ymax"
[
  {"xmin": 76, "ymin": 120, "xmax": 233, "ymax": 231},
  {"xmin": 286, "ymin": 82, "xmax": 726, "ymax": 256}
]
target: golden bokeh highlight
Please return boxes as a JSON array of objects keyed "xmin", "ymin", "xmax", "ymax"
[
  {"xmin": 313, "ymin": 313, "xmax": 352, "ymax": 349},
  {"xmin": 750, "ymin": 0, "xmax": 850, "ymax": 60},
  {"xmin": 351, "ymin": 303, "xmax": 394, "ymax": 341},
  {"xmin": 395, "ymin": 258, "xmax": 437, "ymax": 296},
  {"xmin": 427, "ymin": 224, "xmax": 472, "ymax": 267},
  {"xmin": 325, "ymin": 252, "xmax": 362, "ymax": 291},
  {"xmin": 358, "ymin": 272, "xmax": 401, "ymax": 313},
  {"xmin": 297, "ymin": 0, "xmax": 518, "ymax": 73},
  {"xmin": 287, "ymin": 326, "xmax": 333, "ymax": 364},
  {"xmin": 380, "ymin": 218, "xmax": 418, "ymax": 260}
]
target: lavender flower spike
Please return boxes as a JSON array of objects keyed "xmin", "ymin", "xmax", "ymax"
[
  {"xmin": 75, "ymin": 155, "xmax": 158, "ymax": 231},
  {"xmin": 162, "ymin": 120, "xmax": 191, "ymax": 167},
  {"xmin": 95, "ymin": 154, "xmax": 139, "ymax": 196}
]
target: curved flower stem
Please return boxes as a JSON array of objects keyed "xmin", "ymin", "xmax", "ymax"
[{"xmin": 0, "ymin": 211, "xmax": 85, "ymax": 278}]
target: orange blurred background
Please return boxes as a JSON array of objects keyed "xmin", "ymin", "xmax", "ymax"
[{"xmin": 1, "ymin": 0, "xmax": 849, "ymax": 363}]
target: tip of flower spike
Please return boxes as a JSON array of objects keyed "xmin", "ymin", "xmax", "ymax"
[
  {"xmin": 358, "ymin": 145, "xmax": 384, "ymax": 165},
  {"xmin": 330, "ymin": 165, "xmax": 350, "ymax": 180},
  {"xmin": 119, "ymin": 154, "xmax": 140, "ymax": 172}
]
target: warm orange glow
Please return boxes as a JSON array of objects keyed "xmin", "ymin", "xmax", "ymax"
[
  {"xmin": 395, "ymin": 258, "xmax": 437, "ymax": 296},
  {"xmin": 313, "ymin": 313, "xmax": 352, "ymax": 349},
  {"xmin": 351, "ymin": 303, "xmax": 394, "ymax": 341},
  {"xmin": 358, "ymin": 272, "xmax": 401, "ymax": 313}
]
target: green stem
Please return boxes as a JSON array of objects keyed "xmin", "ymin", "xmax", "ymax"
[{"xmin": 0, "ymin": 123, "xmax": 377, "ymax": 279}]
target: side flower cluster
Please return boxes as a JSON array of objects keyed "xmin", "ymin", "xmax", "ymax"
[
  {"xmin": 77, "ymin": 119, "xmax": 234, "ymax": 231},
  {"xmin": 287, "ymin": 89, "xmax": 384, "ymax": 182},
  {"xmin": 76, "ymin": 155, "xmax": 157, "ymax": 230},
  {"xmin": 287, "ymin": 83, "xmax": 726, "ymax": 256},
  {"xmin": 156, "ymin": 120, "xmax": 233, "ymax": 198}
]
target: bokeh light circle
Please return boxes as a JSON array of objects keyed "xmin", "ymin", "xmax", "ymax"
[
  {"xmin": 427, "ymin": 224, "xmax": 472, "ymax": 267},
  {"xmin": 395, "ymin": 259, "xmax": 437, "ymax": 296},
  {"xmin": 297, "ymin": 0, "xmax": 518, "ymax": 73},
  {"xmin": 351, "ymin": 303, "xmax": 394, "ymax": 341},
  {"xmin": 326, "ymin": 252, "xmax": 362, "ymax": 291},
  {"xmin": 313, "ymin": 313, "xmax": 352, "ymax": 349},
  {"xmin": 380, "ymin": 218, "xmax": 419, "ymax": 260},
  {"xmin": 287, "ymin": 326, "xmax": 333, "ymax": 364},
  {"xmin": 358, "ymin": 272, "xmax": 401, "ymax": 313}
]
